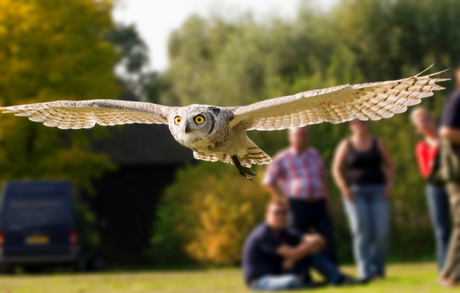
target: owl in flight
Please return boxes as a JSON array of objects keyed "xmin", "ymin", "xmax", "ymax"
[{"xmin": 1, "ymin": 66, "xmax": 449, "ymax": 181}]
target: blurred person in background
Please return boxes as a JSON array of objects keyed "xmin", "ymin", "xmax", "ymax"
[
  {"xmin": 411, "ymin": 107, "xmax": 451, "ymax": 273},
  {"xmin": 438, "ymin": 64, "xmax": 460, "ymax": 287},
  {"xmin": 242, "ymin": 198, "xmax": 366, "ymax": 291},
  {"xmin": 264, "ymin": 127, "xmax": 337, "ymax": 265},
  {"xmin": 332, "ymin": 119, "xmax": 395, "ymax": 281}
]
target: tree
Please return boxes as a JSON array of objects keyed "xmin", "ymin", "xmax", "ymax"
[
  {"xmin": 106, "ymin": 23, "xmax": 164, "ymax": 104},
  {"xmin": 0, "ymin": 0, "xmax": 120, "ymax": 191}
]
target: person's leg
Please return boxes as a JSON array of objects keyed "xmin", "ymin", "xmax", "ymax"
[
  {"xmin": 343, "ymin": 185, "xmax": 373, "ymax": 279},
  {"xmin": 288, "ymin": 198, "xmax": 314, "ymax": 282},
  {"xmin": 441, "ymin": 182, "xmax": 460, "ymax": 284},
  {"xmin": 250, "ymin": 274, "xmax": 307, "ymax": 291},
  {"xmin": 288, "ymin": 199, "xmax": 310, "ymax": 233},
  {"xmin": 426, "ymin": 184, "xmax": 452, "ymax": 271},
  {"xmin": 306, "ymin": 254, "xmax": 343, "ymax": 284},
  {"xmin": 312, "ymin": 200, "xmax": 338, "ymax": 264},
  {"xmin": 368, "ymin": 184, "xmax": 390, "ymax": 278},
  {"xmin": 289, "ymin": 254, "xmax": 366, "ymax": 287}
]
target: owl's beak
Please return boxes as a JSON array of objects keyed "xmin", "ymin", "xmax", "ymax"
[{"xmin": 185, "ymin": 122, "xmax": 192, "ymax": 134}]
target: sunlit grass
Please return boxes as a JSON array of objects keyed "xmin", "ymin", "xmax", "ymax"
[{"xmin": 0, "ymin": 262, "xmax": 452, "ymax": 293}]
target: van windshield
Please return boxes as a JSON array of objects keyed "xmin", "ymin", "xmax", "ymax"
[{"xmin": 4, "ymin": 193, "xmax": 72, "ymax": 228}]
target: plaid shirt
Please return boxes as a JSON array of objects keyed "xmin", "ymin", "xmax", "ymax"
[{"xmin": 264, "ymin": 147, "xmax": 327, "ymax": 200}]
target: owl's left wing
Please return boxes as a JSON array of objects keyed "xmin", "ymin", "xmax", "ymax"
[
  {"xmin": 1, "ymin": 99, "xmax": 178, "ymax": 129},
  {"xmin": 227, "ymin": 67, "xmax": 449, "ymax": 131}
]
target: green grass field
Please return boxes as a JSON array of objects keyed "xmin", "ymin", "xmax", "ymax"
[{"xmin": 0, "ymin": 262, "xmax": 454, "ymax": 293}]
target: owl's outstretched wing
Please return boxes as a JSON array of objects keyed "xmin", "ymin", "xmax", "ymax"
[
  {"xmin": 228, "ymin": 66, "xmax": 449, "ymax": 131},
  {"xmin": 0, "ymin": 99, "xmax": 177, "ymax": 129}
]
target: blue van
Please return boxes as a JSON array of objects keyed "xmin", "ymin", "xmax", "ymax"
[{"xmin": 0, "ymin": 181, "xmax": 80, "ymax": 272}]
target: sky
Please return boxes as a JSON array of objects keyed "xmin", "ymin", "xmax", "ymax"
[{"xmin": 112, "ymin": 0, "xmax": 337, "ymax": 72}]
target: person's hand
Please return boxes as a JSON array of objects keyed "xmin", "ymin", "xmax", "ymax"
[
  {"xmin": 342, "ymin": 187, "xmax": 355, "ymax": 202},
  {"xmin": 303, "ymin": 234, "xmax": 325, "ymax": 254},
  {"xmin": 383, "ymin": 183, "xmax": 392, "ymax": 199},
  {"xmin": 282, "ymin": 258, "xmax": 296, "ymax": 271}
]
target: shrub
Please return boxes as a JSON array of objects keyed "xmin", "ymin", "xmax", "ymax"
[{"xmin": 146, "ymin": 161, "xmax": 269, "ymax": 265}]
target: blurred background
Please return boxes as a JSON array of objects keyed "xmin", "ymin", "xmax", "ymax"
[{"xmin": 0, "ymin": 0, "xmax": 459, "ymax": 290}]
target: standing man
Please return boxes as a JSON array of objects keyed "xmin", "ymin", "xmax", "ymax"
[
  {"xmin": 264, "ymin": 127, "xmax": 337, "ymax": 264},
  {"xmin": 439, "ymin": 64, "xmax": 460, "ymax": 287}
]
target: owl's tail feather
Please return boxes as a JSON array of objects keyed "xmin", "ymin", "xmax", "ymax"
[
  {"xmin": 192, "ymin": 139, "xmax": 271, "ymax": 167},
  {"xmin": 193, "ymin": 152, "xmax": 220, "ymax": 162},
  {"xmin": 240, "ymin": 138, "xmax": 272, "ymax": 168}
]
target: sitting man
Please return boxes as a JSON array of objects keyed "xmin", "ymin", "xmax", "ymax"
[{"xmin": 242, "ymin": 198, "xmax": 365, "ymax": 291}]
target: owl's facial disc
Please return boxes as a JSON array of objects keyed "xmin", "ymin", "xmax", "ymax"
[{"xmin": 171, "ymin": 106, "xmax": 215, "ymax": 145}]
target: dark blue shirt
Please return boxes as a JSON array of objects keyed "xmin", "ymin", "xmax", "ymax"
[
  {"xmin": 441, "ymin": 90, "xmax": 460, "ymax": 129},
  {"xmin": 242, "ymin": 223, "xmax": 303, "ymax": 285}
]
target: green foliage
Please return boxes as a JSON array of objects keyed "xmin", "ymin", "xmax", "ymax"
[
  {"xmin": 151, "ymin": 0, "xmax": 460, "ymax": 264},
  {"xmin": 74, "ymin": 199, "xmax": 101, "ymax": 260},
  {"xmin": 147, "ymin": 162, "xmax": 269, "ymax": 265},
  {"xmin": 106, "ymin": 23, "xmax": 161, "ymax": 102},
  {"xmin": 0, "ymin": 0, "xmax": 119, "ymax": 192}
]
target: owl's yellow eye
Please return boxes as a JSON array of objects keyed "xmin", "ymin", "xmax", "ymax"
[
  {"xmin": 194, "ymin": 115, "xmax": 205, "ymax": 124},
  {"xmin": 174, "ymin": 116, "xmax": 182, "ymax": 125}
]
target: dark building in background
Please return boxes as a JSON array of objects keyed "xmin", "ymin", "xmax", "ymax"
[{"xmin": 89, "ymin": 93, "xmax": 194, "ymax": 266}]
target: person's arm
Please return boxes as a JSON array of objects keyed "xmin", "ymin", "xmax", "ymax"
[
  {"xmin": 266, "ymin": 184, "xmax": 284, "ymax": 199},
  {"xmin": 264, "ymin": 156, "xmax": 285, "ymax": 198},
  {"xmin": 332, "ymin": 140, "xmax": 355, "ymax": 201},
  {"xmin": 440, "ymin": 127, "xmax": 460, "ymax": 145},
  {"xmin": 377, "ymin": 139, "xmax": 395, "ymax": 199},
  {"xmin": 440, "ymin": 94, "xmax": 460, "ymax": 144},
  {"xmin": 414, "ymin": 142, "xmax": 426, "ymax": 177},
  {"xmin": 276, "ymin": 234, "xmax": 325, "ymax": 262}
]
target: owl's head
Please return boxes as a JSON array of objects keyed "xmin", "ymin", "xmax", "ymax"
[{"xmin": 169, "ymin": 105, "xmax": 221, "ymax": 144}]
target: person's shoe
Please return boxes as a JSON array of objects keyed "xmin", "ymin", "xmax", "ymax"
[
  {"xmin": 303, "ymin": 280, "xmax": 328, "ymax": 288},
  {"xmin": 439, "ymin": 276, "xmax": 457, "ymax": 287},
  {"xmin": 335, "ymin": 275, "xmax": 369, "ymax": 286}
]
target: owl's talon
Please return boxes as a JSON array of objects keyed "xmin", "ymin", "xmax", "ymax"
[
  {"xmin": 232, "ymin": 155, "xmax": 257, "ymax": 181},
  {"xmin": 242, "ymin": 167, "xmax": 257, "ymax": 177}
]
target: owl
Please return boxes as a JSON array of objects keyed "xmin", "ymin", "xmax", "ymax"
[{"xmin": 0, "ymin": 66, "xmax": 449, "ymax": 181}]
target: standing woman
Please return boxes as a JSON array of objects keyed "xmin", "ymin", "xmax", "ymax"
[
  {"xmin": 411, "ymin": 107, "xmax": 451, "ymax": 274},
  {"xmin": 332, "ymin": 120, "xmax": 395, "ymax": 280}
]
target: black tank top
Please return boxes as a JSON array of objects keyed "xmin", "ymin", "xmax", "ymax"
[{"xmin": 345, "ymin": 138, "xmax": 386, "ymax": 186}]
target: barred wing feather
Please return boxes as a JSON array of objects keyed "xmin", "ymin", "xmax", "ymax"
[
  {"xmin": 0, "ymin": 100, "xmax": 176, "ymax": 129},
  {"xmin": 228, "ymin": 67, "xmax": 449, "ymax": 131}
]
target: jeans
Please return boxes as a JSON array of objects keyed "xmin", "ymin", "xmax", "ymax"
[
  {"xmin": 426, "ymin": 184, "xmax": 451, "ymax": 271},
  {"xmin": 442, "ymin": 182, "xmax": 460, "ymax": 283},
  {"xmin": 343, "ymin": 184, "xmax": 389, "ymax": 279},
  {"xmin": 250, "ymin": 254, "xmax": 342, "ymax": 291},
  {"xmin": 288, "ymin": 199, "xmax": 337, "ymax": 264},
  {"xmin": 250, "ymin": 275, "xmax": 307, "ymax": 291}
]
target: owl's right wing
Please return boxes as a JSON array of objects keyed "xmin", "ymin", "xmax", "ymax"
[
  {"xmin": 0, "ymin": 99, "xmax": 177, "ymax": 129},
  {"xmin": 227, "ymin": 67, "xmax": 449, "ymax": 131}
]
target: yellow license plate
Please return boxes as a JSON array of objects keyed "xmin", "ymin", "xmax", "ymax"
[{"xmin": 27, "ymin": 235, "xmax": 49, "ymax": 245}]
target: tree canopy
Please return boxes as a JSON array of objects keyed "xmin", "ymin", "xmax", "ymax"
[{"xmin": 0, "ymin": 0, "xmax": 120, "ymax": 191}]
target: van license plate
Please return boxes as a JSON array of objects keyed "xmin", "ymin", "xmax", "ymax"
[{"xmin": 27, "ymin": 236, "xmax": 49, "ymax": 245}]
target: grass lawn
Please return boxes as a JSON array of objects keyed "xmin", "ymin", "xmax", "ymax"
[{"xmin": 0, "ymin": 262, "xmax": 453, "ymax": 293}]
